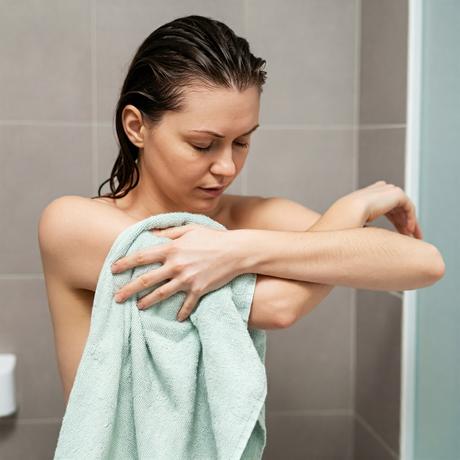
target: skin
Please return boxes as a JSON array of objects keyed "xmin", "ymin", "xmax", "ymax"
[
  {"xmin": 40, "ymin": 81, "xmax": 444, "ymax": 404},
  {"xmin": 106, "ymin": 84, "xmax": 440, "ymax": 322},
  {"xmin": 103, "ymin": 83, "xmax": 262, "ymax": 320},
  {"xmin": 115, "ymin": 83, "xmax": 261, "ymax": 222}
]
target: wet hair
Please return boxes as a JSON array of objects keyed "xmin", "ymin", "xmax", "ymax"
[{"xmin": 91, "ymin": 14, "xmax": 267, "ymax": 201}]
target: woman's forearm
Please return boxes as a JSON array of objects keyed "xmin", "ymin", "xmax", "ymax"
[
  {"xmin": 243, "ymin": 198, "xmax": 367, "ymax": 325},
  {"xmin": 234, "ymin": 205, "xmax": 445, "ymax": 293}
]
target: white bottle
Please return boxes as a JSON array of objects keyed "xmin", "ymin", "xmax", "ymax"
[{"xmin": 0, "ymin": 353, "xmax": 17, "ymax": 417}]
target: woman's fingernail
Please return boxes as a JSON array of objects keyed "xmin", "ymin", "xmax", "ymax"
[{"xmin": 115, "ymin": 294, "xmax": 124, "ymax": 302}]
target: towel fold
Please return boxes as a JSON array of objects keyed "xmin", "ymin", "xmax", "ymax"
[{"xmin": 53, "ymin": 211, "xmax": 268, "ymax": 460}]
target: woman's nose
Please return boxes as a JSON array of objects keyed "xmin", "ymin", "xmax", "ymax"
[{"xmin": 210, "ymin": 150, "xmax": 237, "ymax": 176}]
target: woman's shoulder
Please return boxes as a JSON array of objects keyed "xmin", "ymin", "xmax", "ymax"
[
  {"xmin": 221, "ymin": 193, "xmax": 265, "ymax": 229},
  {"xmin": 38, "ymin": 195, "xmax": 137, "ymax": 291},
  {"xmin": 227, "ymin": 193, "xmax": 322, "ymax": 232},
  {"xmin": 216, "ymin": 193, "xmax": 315, "ymax": 231}
]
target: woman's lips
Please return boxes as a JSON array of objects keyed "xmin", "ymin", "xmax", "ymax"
[{"xmin": 198, "ymin": 187, "xmax": 224, "ymax": 197}]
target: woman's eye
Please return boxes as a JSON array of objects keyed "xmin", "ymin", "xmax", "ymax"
[
  {"xmin": 192, "ymin": 142, "xmax": 248, "ymax": 152},
  {"xmin": 192, "ymin": 144, "xmax": 212, "ymax": 152}
]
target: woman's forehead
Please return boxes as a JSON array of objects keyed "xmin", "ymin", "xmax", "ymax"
[{"xmin": 169, "ymin": 86, "xmax": 260, "ymax": 133}]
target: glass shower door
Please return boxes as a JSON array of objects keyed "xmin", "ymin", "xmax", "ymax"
[{"xmin": 402, "ymin": 1, "xmax": 460, "ymax": 459}]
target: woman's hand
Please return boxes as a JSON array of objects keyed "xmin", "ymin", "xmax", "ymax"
[
  {"xmin": 338, "ymin": 180, "xmax": 424, "ymax": 239},
  {"xmin": 111, "ymin": 223, "xmax": 242, "ymax": 321}
]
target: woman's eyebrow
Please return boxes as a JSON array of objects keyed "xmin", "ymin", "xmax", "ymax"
[{"xmin": 189, "ymin": 124, "xmax": 260, "ymax": 138}]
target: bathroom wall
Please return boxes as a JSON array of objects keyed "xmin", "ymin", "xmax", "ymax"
[
  {"xmin": 244, "ymin": 1, "xmax": 358, "ymax": 458},
  {"xmin": 0, "ymin": 1, "xmax": 406, "ymax": 458},
  {"xmin": 355, "ymin": 0, "xmax": 408, "ymax": 459}
]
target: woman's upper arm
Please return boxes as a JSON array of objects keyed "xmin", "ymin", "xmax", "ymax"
[
  {"xmin": 38, "ymin": 195, "xmax": 132, "ymax": 291},
  {"xmin": 238, "ymin": 196, "xmax": 322, "ymax": 232},
  {"xmin": 38, "ymin": 195, "xmax": 87, "ymax": 286},
  {"xmin": 38, "ymin": 196, "xmax": 97, "ymax": 402},
  {"xmin": 42, "ymin": 271, "xmax": 94, "ymax": 404},
  {"xmin": 241, "ymin": 196, "xmax": 323, "ymax": 330}
]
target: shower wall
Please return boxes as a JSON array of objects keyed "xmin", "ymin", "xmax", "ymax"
[
  {"xmin": 0, "ymin": 1, "xmax": 407, "ymax": 458},
  {"xmin": 244, "ymin": 1, "xmax": 358, "ymax": 459},
  {"xmin": 355, "ymin": 0, "xmax": 408, "ymax": 459}
]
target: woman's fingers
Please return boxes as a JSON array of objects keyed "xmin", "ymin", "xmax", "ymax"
[
  {"xmin": 370, "ymin": 180, "xmax": 387, "ymax": 187},
  {"xmin": 413, "ymin": 221, "xmax": 424, "ymax": 239},
  {"xmin": 401, "ymin": 197, "xmax": 420, "ymax": 237},
  {"xmin": 356, "ymin": 181, "xmax": 423, "ymax": 239},
  {"xmin": 138, "ymin": 281, "xmax": 200, "ymax": 323},
  {"xmin": 385, "ymin": 207, "xmax": 406, "ymax": 234},
  {"xmin": 175, "ymin": 291, "xmax": 200, "ymax": 322},
  {"xmin": 137, "ymin": 277, "xmax": 183, "ymax": 310},
  {"xmin": 114, "ymin": 265, "xmax": 173, "ymax": 303},
  {"xmin": 150, "ymin": 224, "xmax": 197, "ymax": 240},
  {"xmin": 111, "ymin": 245, "xmax": 167, "ymax": 273}
]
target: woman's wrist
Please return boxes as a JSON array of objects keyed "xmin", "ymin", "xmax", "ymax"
[
  {"xmin": 308, "ymin": 197, "xmax": 366, "ymax": 232},
  {"xmin": 227, "ymin": 228, "xmax": 271, "ymax": 275}
]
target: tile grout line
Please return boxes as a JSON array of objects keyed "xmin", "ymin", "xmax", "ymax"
[
  {"xmin": 90, "ymin": 0, "xmax": 98, "ymax": 194},
  {"xmin": 388, "ymin": 290, "xmax": 404, "ymax": 300},
  {"xmin": 352, "ymin": 0, "xmax": 362, "ymax": 455},
  {"xmin": 268, "ymin": 409, "xmax": 353, "ymax": 416},
  {"xmin": 351, "ymin": 0, "xmax": 363, "ymax": 433},
  {"xmin": 0, "ymin": 278, "xmax": 403, "ymax": 298},
  {"xmin": 0, "ymin": 120, "xmax": 406, "ymax": 130},
  {"xmin": 0, "ymin": 417, "xmax": 63, "ymax": 425},
  {"xmin": 241, "ymin": 0, "xmax": 249, "ymax": 196},
  {"xmin": 1, "ymin": 410, "xmax": 356, "ymax": 425},
  {"xmin": 0, "ymin": 274, "xmax": 44, "ymax": 279},
  {"xmin": 355, "ymin": 412, "xmax": 399, "ymax": 459}
]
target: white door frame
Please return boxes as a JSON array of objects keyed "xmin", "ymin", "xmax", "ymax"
[{"xmin": 401, "ymin": 0, "xmax": 422, "ymax": 459}]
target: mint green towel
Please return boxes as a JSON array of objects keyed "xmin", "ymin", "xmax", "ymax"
[{"xmin": 53, "ymin": 211, "xmax": 267, "ymax": 460}]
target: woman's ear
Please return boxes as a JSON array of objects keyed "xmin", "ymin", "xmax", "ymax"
[{"xmin": 122, "ymin": 104, "xmax": 146, "ymax": 148}]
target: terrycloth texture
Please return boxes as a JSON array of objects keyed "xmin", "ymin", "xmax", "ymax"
[{"xmin": 53, "ymin": 211, "xmax": 267, "ymax": 460}]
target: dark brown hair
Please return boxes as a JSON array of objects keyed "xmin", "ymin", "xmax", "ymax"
[{"xmin": 91, "ymin": 14, "xmax": 267, "ymax": 201}]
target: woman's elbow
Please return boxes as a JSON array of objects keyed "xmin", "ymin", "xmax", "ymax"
[
  {"xmin": 417, "ymin": 244, "xmax": 446, "ymax": 288},
  {"xmin": 429, "ymin": 245, "xmax": 446, "ymax": 279}
]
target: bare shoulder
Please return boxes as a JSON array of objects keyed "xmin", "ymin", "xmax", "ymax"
[
  {"xmin": 38, "ymin": 195, "xmax": 137, "ymax": 291},
  {"xmin": 229, "ymin": 194, "xmax": 322, "ymax": 232},
  {"xmin": 38, "ymin": 195, "xmax": 137, "ymax": 403}
]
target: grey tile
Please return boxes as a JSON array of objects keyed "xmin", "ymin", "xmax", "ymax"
[
  {"xmin": 266, "ymin": 287, "xmax": 354, "ymax": 411},
  {"xmin": 0, "ymin": 419, "xmax": 61, "ymax": 460},
  {"xmin": 0, "ymin": 279, "xmax": 66, "ymax": 419},
  {"xmin": 0, "ymin": 0, "xmax": 91, "ymax": 122},
  {"xmin": 359, "ymin": 0, "xmax": 408, "ymax": 124},
  {"xmin": 96, "ymin": 124, "xmax": 124, "ymax": 194},
  {"xmin": 0, "ymin": 125, "xmax": 92, "ymax": 274},
  {"xmin": 246, "ymin": 127, "xmax": 355, "ymax": 212},
  {"xmin": 354, "ymin": 415, "xmax": 399, "ymax": 460},
  {"xmin": 358, "ymin": 127, "xmax": 406, "ymax": 232},
  {"xmin": 94, "ymin": 0, "xmax": 245, "ymax": 123},
  {"xmin": 358, "ymin": 128, "xmax": 406, "ymax": 187},
  {"xmin": 246, "ymin": 0, "xmax": 357, "ymax": 125},
  {"xmin": 264, "ymin": 412, "xmax": 354, "ymax": 460},
  {"xmin": 355, "ymin": 290, "xmax": 401, "ymax": 454}
]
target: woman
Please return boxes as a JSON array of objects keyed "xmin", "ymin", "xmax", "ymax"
[{"xmin": 38, "ymin": 15, "xmax": 444, "ymax": 406}]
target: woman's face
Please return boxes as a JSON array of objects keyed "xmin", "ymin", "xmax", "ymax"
[{"xmin": 122, "ymin": 84, "xmax": 260, "ymax": 215}]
